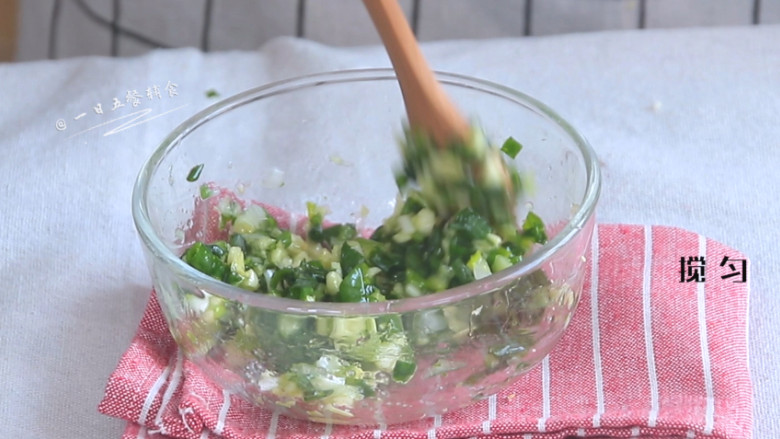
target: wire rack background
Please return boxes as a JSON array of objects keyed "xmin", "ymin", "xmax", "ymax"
[{"xmin": 16, "ymin": 0, "xmax": 780, "ymax": 61}]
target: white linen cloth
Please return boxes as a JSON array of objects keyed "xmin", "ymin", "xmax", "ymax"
[{"xmin": 0, "ymin": 25, "xmax": 777, "ymax": 438}]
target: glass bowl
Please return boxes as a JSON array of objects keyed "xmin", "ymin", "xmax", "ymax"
[{"xmin": 132, "ymin": 69, "xmax": 600, "ymax": 426}]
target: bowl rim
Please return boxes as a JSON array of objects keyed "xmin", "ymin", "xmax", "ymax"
[{"xmin": 132, "ymin": 68, "xmax": 601, "ymax": 316}]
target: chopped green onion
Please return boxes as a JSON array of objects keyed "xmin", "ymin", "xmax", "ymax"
[
  {"xmin": 199, "ymin": 184, "xmax": 212, "ymax": 199},
  {"xmin": 186, "ymin": 164, "xmax": 204, "ymax": 182},
  {"xmin": 183, "ymin": 242, "xmax": 226, "ymax": 279},
  {"xmin": 521, "ymin": 211, "xmax": 548, "ymax": 244},
  {"xmin": 500, "ymin": 136, "xmax": 523, "ymax": 159}
]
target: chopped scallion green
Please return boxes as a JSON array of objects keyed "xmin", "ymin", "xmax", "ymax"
[
  {"xmin": 500, "ymin": 136, "xmax": 523, "ymax": 159},
  {"xmin": 186, "ymin": 164, "xmax": 204, "ymax": 182}
]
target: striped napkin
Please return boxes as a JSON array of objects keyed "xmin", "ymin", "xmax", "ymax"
[{"xmin": 99, "ymin": 224, "xmax": 752, "ymax": 439}]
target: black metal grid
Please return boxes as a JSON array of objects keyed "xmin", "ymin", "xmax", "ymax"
[{"xmin": 46, "ymin": 0, "xmax": 766, "ymax": 59}]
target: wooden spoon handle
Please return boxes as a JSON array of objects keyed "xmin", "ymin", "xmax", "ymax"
[{"xmin": 363, "ymin": 0, "xmax": 469, "ymax": 146}]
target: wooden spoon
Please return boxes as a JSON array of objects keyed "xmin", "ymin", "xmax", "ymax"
[
  {"xmin": 362, "ymin": 0, "xmax": 470, "ymax": 147},
  {"xmin": 364, "ymin": 0, "xmax": 519, "ymax": 234}
]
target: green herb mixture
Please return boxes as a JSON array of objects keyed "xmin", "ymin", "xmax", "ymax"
[
  {"xmin": 184, "ymin": 130, "xmax": 544, "ymax": 302},
  {"xmin": 178, "ymin": 128, "xmax": 551, "ymax": 419}
]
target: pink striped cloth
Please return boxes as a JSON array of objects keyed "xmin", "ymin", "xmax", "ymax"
[{"xmin": 99, "ymin": 224, "xmax": 752, "ymax": 439}]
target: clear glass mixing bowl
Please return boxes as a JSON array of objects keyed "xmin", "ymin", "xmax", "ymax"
[{"xmin": 132, "ymin": 69, "xmax": 600, "ymax": 425}]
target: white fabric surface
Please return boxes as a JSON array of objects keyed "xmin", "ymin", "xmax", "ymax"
[{"xmin": 1, "ymin": 25, "xmax": 777, "ymax": 438}]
